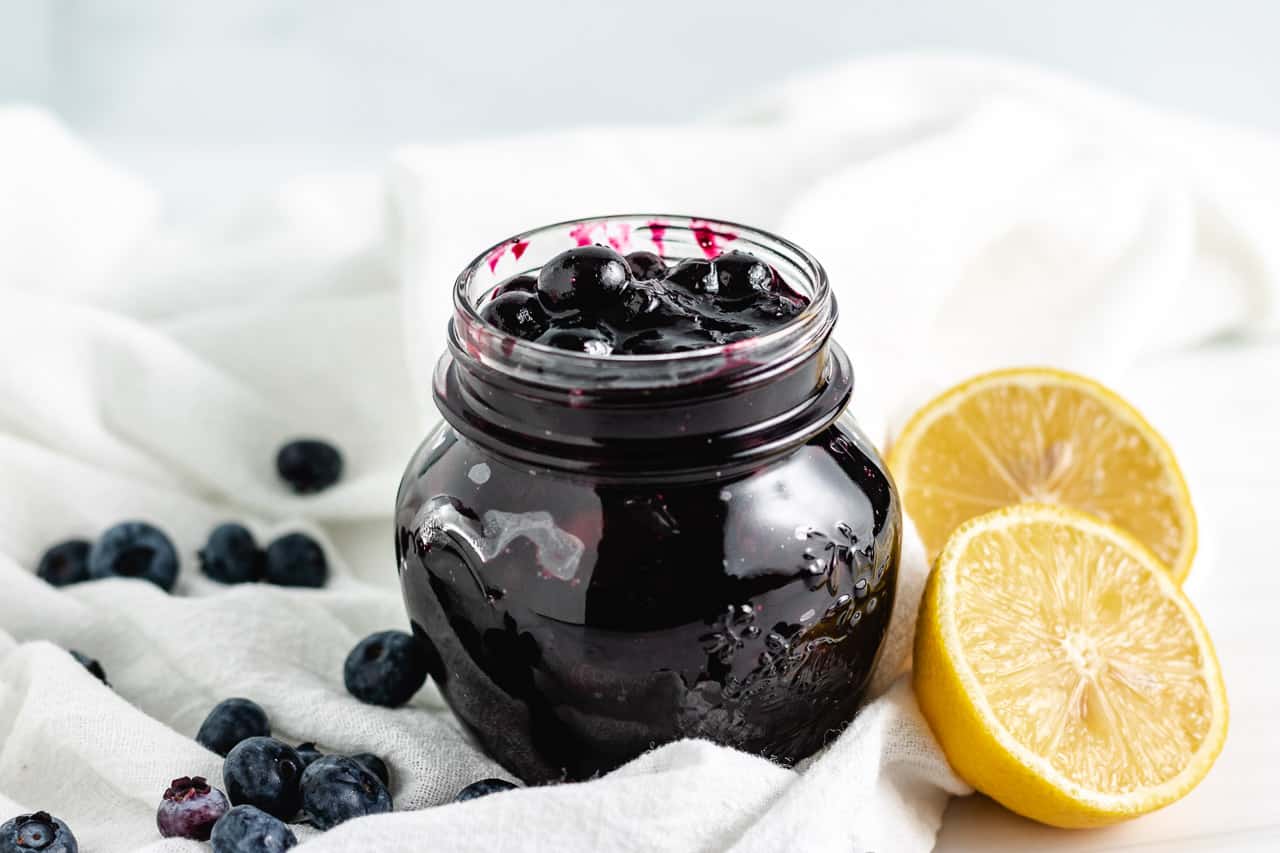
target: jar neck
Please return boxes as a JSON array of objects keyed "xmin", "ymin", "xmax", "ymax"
[{"xmin": 434, "ymin": 327, "xmax": 853, "ymax": 481}]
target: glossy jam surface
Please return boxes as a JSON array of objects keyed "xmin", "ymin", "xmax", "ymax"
[
  {"xmin": 478, "ymin": 247, "xmax": 810, "ymax": 355},
  {"xmin": 396, "ymin": 423, "xmax": 899, "ymax": 783}
]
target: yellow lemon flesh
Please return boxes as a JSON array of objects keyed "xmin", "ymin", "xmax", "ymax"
[
  {"xmin": 888, "ymin": 367, "xmax": 1196, "ymax": 581},
  {"xmin": 914, "ymin": 504, "xmax": 1227, "ymax": 827}
]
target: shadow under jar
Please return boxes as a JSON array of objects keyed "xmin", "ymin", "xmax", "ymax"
[{"xmin": 396, "ymin": 215, "xmax": 901, "ymax": 783}]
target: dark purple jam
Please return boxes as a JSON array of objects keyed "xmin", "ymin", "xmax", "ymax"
[
  {"xmin": 477, "ymin": 246, "xmax": 809, "ymax": 355},
  {"xmin": 396, "ymin": 217, "xmax": 900, "ymax": 784}
]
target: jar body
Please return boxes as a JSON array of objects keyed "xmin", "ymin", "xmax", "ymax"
[{"xmin": 395, "ymin": 414, "xmax": 900, "ymax": 783}]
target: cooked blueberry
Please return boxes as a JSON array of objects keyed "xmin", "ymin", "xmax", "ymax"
[
  {"xmin": 491, "ymin": 273, "xmax": 536, "ymax": 296},
  {"xmin": 197, "ymin": 698, "xmax": 270, "ymax": 757},
  {"xmin": 664, "ymin": 258, "xmax": 717, "ymax": 294},
  {"xmin": 536, "ymin": 246, "xmax": 630, "ymax": 313},
  {"xmin": 0, "ymin": 811, "xmax": 77, "ymax": 853},
  {"xmin": 88, "ymin": 521, "xmax": 178, "ymax": 591},
  {"xmin": 710, "ymin": 250, "xmax": 777, "ymax": 300},
  {"xmin": 344, "ymin": 630, "xmax": 428, "ymax": 707},
  {"xmin": 210, "ymin": 805, "xmax": 296, "ymax": 853},
  {"xmin": 199, "ymin": 524, "xmax": 263, "ymax": 585},
  {"xmin": 223, "ymin": 737, "xmax": 304, "ymax": 820},
  {"xmin": 348, "ymin": 753, "xmax": 390, "ymax": 787},
  {"xmin": 276, "ymin": 439, "xmax": 343, "ymax": 494},
  {"xmin": 295, "ymin": 742, "xmax": 323, "ymax": 767},
  {"xmin": 300, "ymin": 755, "xmax": 392, "ymax": 830},
  {"xmin": 263, "ymin": 533, "xmax": 327, "ymax": 588},
  {"xmin": 69, "ymin": 650, "xmax": 108, "ymax": 686},
  {"xmin": 624, "ymin": 251, "xmax": 666, "ymax": 280},
  {"xmin": 157, "ymin": 776, "xmax": 230, "ymax": 840},
  {"xmin": 35, "ymin": 540, "xmax": 91, "ymax": 587},
  {"xmin": 479, "ymin": 291, "xmax": 550, "ymax": 339},
  {"xmin": 534, "ymin": 326, "xmax": 614, "ymax": 356},
  {"xmin": 455, "ymin": 778, "xmax": 517, "ymax": 801}
]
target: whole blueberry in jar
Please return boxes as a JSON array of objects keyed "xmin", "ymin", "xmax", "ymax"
[{"xmin": 397, "ymin": 215, "xmax": 900, "ymax": 783}]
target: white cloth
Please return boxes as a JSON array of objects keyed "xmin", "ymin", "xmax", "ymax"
[{"xmin": 1, "ymin": 54, "xmax": 1276, "ymax": 852}]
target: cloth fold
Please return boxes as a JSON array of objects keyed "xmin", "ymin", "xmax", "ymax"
[{"xmin": 1, "ymin": 54, "xmax": 1276, "ymax": 851}]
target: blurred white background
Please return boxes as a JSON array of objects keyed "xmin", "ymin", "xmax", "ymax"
[{"xmin": 3, "ymin": 0, "xmax": 1278, "ymax": 211}]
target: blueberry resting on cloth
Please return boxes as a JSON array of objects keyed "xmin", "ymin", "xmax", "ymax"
[
  {"xmin": 197, "ymin": 698, "xmax": 271, "ymax": 757},
  {"xmin": 343, "ymin": 630, "xmax": 429, "ymax": 707},
  {"xmin": 348, "ymin": 753, "xmax": 390, "ymax": 787},
  {"xmin": 0, "ymin": 811, "xmax": 78, "ymax": 853},
  {"xmin": 263, "ymin": 532, "xmax": 328, "ymax": 587},
  {"xmin": 455, "ymin": 778, "xmax": 518, "ymax": 802},
  {"xmin": 209, "ymin": 805, "xmax": 296, "ymax": 853},
  {"xmin": 295, "ymin": 742, "xmax": 324, "ymax": 767},
  {"xmin": 199, "ymin": 523, "xmax": 263, "ymax": 584},
  {"xmin": 157, "ymin": 776, "xmax": 230, "ymax": 840},
  {"xmin": 300, "ymin": 755, "xmax": 393, "ymax": 830},
  {"xmin": 35, "ymin": 539, "xmax": 91, "ymax": 587},
  {"xmin": 69, "ymin": 650, "xmax": 108, "ymax": 686},
  {"xmin": 88, "ymin": 521, "xmax": 178, "ymax": 591},
  {"xmin": 223, "ymin": 737, "xmax": 304, "ymax": 820},
  {"xmin": 276, "ymin": 439, "xmax": 343, "ymax": 494}
]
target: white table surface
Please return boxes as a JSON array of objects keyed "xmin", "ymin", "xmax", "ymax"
[{"xmin": 936, "ymin": 341, "xmax": 1280, "ymax": 851}]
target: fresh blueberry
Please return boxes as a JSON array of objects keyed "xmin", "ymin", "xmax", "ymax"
[
  {"xmin": 709, "ymin": 250, "xmax": 777, "ymax": 300},
  {"xmin": 197, "ymin": 698, "xmax": 270, "ymax": 757},
  {"xmin": 536, "ymin": 246, "xmax": 630, "ymax": 314},
  {"xmin": 69, "ymin": 650, "xmax": 108, "ymax": 686},
  {"xmin": 455, "ymin": 778, "xmax": 518, "ymax": 802},
  {"xmin": 295, "ymin": 742, "xmax": 323, "ymax": 767},
  {"xmin": 199, "ymin": 524, "xmax": 263, "ymax": 585},
  {"xmin": 344, "ymin": 630, "xmax": 428, "ymax": 708},
  {"xmin": 534, "ymin": 326, "xmax": 614, "ymax": 356},
  {"xmin": 209, "ymin": 805, "xmax": 296, "ymax": 853},
  {"xmin": 35, "ymin": 540, "xmax": 91, "ymax": 587},
  {"xmin": 347, "ymin": 753, "xmax": 390, "ymax": 787},
  {"xmin": 491, "ymin": 273, "xmax": 536, "ymax": 297},
  {"xmin": 276, "ymin": 439, "xmax": 343, "ymax": 494},
  {"xmin": 0, "ymin": 811, "xmax": 78, "ymax": 853},
  {"xmin": 625, "ymin": 251, "xmax": 666, "ymax": 280},
  {"xmin": 88, "ymin": 521, "xmax": 178, "ymax": 591},
  {"xmin": 664, "ymin": 258, "xmax": 717, "ymax": 294},
  {"xmin": 479, "ymin": 291, "xmax": 551, "ymax": 340},
  {"xmin": 157, "ymin": 776, "xmax": 230, "ymax": 840},
  {"xmin": 263, "ymin": 533, "xmax": 327, "ymax": 588},
  {"xmin": 223, "ymin": 737, "xmax": 304, "ymax": 820},
  {"xmin": 300, "ymin": 756, "xmax": 392, "ymax": 830}
]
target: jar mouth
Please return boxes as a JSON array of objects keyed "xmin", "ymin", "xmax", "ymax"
[{"xmin": 450, "ymin": 214, "xmax": 835, "ymax": 391}]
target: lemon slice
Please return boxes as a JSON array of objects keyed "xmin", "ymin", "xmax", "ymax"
[
  {"xmin": 914, "ymin": 504, "xmax": 1227, "ymax": 827},
  {"xmin": 888, "ymin": 367, "xmax": 1197, "ymax": 581}
]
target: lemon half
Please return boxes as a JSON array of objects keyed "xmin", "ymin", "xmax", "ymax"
[
  {"xmin": 888, "ymin": 368, "xmax": 1197, "ymax": 581},
  {"xmin": 914, "ymin": 504, "xmax": 1227, "ymax": 827}
]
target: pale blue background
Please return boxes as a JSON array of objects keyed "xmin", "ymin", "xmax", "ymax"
[{"xmin": 2, "ymin": 0, "xmax": 1277, "ymax": 209}]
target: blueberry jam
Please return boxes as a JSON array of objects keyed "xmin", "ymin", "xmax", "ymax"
[
  {"xmin": 398, "ymin": 216, "xmax": 900, "ymax": 783},
  {"xmin": 478, "ymin": 245, "xmax": 808, "ymax": 356}
]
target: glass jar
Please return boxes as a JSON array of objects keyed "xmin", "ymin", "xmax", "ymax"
[{"xmin": 396, "ymin": 215, "xmax": 901, "ymax": 783}]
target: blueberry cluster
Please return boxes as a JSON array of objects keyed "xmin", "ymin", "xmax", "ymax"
[
  {"xmin": 199, "ymin": 524, "xmax": 328, "ymax": 588},
  {"xmin": 15, "ymin": 426, "xmax": 526, "ymax": 847},
  {"xmin": 479, "ymin": 246, "xmax": 809, "ymax": 355},
  {"xmin": 186, "ymin": 697, "xmax": 397, "ymax": 843},
  {"xmin": 36, "ymin": 521, "xmax": 327, "ymax": 595}
]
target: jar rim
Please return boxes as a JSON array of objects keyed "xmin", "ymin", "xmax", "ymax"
[{"xmin": 450, "ymin": 213, "xmax": 835, "ymax": 391}]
